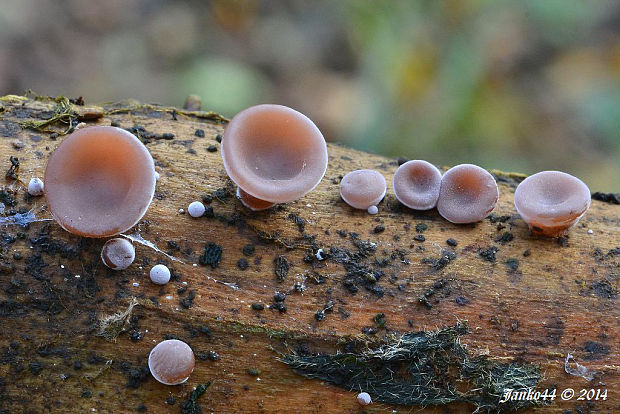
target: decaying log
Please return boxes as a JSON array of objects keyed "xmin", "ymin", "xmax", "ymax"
[{"xmin": 0, "ymin": 94, "xmax": 618, "ymax": 413}]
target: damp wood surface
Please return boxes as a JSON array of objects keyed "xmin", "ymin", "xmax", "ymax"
[{"xmin": 0, "ymin": 94, "xmax": 618, "ymax": 414}]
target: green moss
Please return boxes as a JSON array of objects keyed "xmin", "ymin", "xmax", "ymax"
[
  {"xmin": 18, "ymin": 95, "xmax": 77, "ymax": 134},
  {"xmin": 281, "ymin": 322, "xmax": 542, "ymax": 411}
]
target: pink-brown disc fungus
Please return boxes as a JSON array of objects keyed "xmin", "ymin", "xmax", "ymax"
[
  {"xmin": 101, "ymin": 238, "xmax": 135, "ymax": 271},
  {"xmin": 221, "ymin": 104, "xmax": 328, "ymax": 211},
  {"xmin": 148, "ymin": 339, "xmax": 195, "ymax": 385},
  {"xmin": 44, "ymin": 126, "xmax": 156, "ymax": 238},
  {"xmin": 437, "ymin": 164, "xmax": 499, "ymax": 223},
  {"xmin": 340, "ymin": 169, "xmax": 387, "ymax": 212},
  {"xmin": 514, "ymin": 171, "xmax": 591, "ymax": 237},
  {"xmin": 393, "ymin": 160, "xmax": 442, "ymax": 210}
]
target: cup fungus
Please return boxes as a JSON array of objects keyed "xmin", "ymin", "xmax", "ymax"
[
  {"xmin": 44, "ymin": 126, "xmax": 156, "ymax": 238},
  {"xmin": 101, "ymin": 238, "xmax": 135, "ymax": 270},
  {"xmin": 187, "ymin": 201, "xmax": 205, "ymax": 218},
  {"xmin": 393, "ymin": 160, "xmax": 442, "ymax": 210},
  {"xmin": 150, "ymin": 264, "xmax": 171, "ymax": 285},
  {"xmin": 28, "ymin": 177, "xmax": 45, "ymax": 196},
  {"xmin": 221, "ymin": 104, "xmax": 328, "ymax": 211},
  {"xmin": 437, "ymin": 164, "xmax": 499, "ymax": 223},
  {"xmin": 148, "ymin": 339, "xmax": 195, "ymax": 385},
  {"xmin": 514, "ymin": 171, "xmax": 591, "ymax": 237},
  {"xmin": 340, "ymin": 169, "xmax": 387, "ymax": 213}
]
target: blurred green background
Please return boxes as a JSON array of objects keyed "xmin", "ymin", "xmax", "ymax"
[{"xmin": 0, "ymin": 0, "xmax": 618, "ymax": 190}]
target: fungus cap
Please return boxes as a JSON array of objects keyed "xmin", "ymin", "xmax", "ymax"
[
  {"xmin": 357, "ymin": 392, "xmax": 372, "ymax": 406},
  {"xmin": 514, "ymin": 171, "xmax": 590, "ymax": 237},
  {"xmin": 148, "ymin": 339, "xmax": 195, "ymax": 385},
  {"xmin": 340, "ymin": 169, "xmax": 387, "ymax": 210},
  {"xmin": 221, "ymin": 104, "xmax": 328, "ymax": 204},
  {"xmin": 44, "ymin": 126, "xmax": 156, "ymax": 237},
  {"xmin": 188, "ymin": 201, "xmax": 206, "ymax": 218},
  {"xmin": 393, "ymin": 160, "xmax": 442, "ymax": 210},
  {"xmin": 150, "ymin": 264, "xmax": 171, "ymax": 285},
  {"xmin": 101, "ymin": 238, "xmax": 135, "ymax": 270},
  {"xmin": 28, "ymin": 177, "xmax": 45, "ymax": 196},
  {"xmin": 437, "ymin": 164, "xmax": 498, "ymax": 223}
]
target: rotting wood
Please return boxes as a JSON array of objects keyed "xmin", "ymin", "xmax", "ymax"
[{"xmin": 0, "ymin": 94, "xmax": 618, "ymax": 413}]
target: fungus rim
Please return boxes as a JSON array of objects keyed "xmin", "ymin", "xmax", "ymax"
[
  {"xmin": 221, "ymin": 104, "xmax": 328, "ymax": 204},
  {"xmin": 148, "ymin": 339, "xmax": 195, "ymax": 385},
  {"xmin": 514, "ymin": 170, "xmax": 590, "ymax": 235},
  {"xmin": 44, "ymin": 126, "xmax": 156, "ymax": 238},
  {"xmin": 340, "ymin": 169, "xmax": 387, "ymax": 210},
  {"xmin": 437, "ymin": 163, "xmax": 499, "ymax": 224},
  {"xmin": 393, "ymin": 160, "xmax": 442, "ymax": 210}
]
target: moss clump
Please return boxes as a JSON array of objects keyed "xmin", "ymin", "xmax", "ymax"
[
  {"xmin": 19, "ymin": 96, "xmax": 77, "ymax": 134},
  {"xmin": 281, "ymin": 322, "xmax": 541, "ymax": 412},
  {"xmin": 181, "ymin": 381, "xmax": 211, "ymax": 414},
  {"xmin": 96, "ymin": 298, "xmax": 139, "ymax": 342}
]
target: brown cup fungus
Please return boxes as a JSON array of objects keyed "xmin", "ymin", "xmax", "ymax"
[
  {"xmin": 148, "ymin": 339, "xmax": 195, "ymax": 385},
  {"xmin": 44, "ymin": 126, "xmax": 156, "ymax": 237},
  {"xmin": 393, "ymin": 160, "xmax": 442, "ymax": 210},
  {"xmin": 101, "ymin": 238, "xmax": 135, "ymax": 270},
  {"xmin": 340, "ymin": 169, "xmax": 387, "ymax": 212},
  {"xmin": 514, "ymin": 171, "xmax": 591, "ymax": 237},
  {"xmin": 437, "ymin": 164, "xmax": 498, "ymax": 223},
  {"xmin": 221, "ymin": 104, "xmax": 328, "ymax": 211}
]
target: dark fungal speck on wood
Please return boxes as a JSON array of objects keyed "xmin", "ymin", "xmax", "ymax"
[
  {"xmin": 479, "ymin": 247, "xmax": 499, "ymax": 263},
  {"xmin": 274, "ymin": 255, "xmax": 290, "ymax": 281},
  {"xmin": 199, "ymin": 242, "xmax": 222, "ymax": 268}
]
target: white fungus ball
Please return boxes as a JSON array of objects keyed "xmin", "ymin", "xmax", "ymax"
[
  {"xmin": 150, "ymin": 264, "xmax": 171, "ymax": 285},
  {"xmin": 187, "ymin": 201, "xmax": 206, "ymax": 218},
  {"xmin": 28, "ymin": 177, "xmax": 45, "ymax": 196},
  {"xmin": 357, "ymin": 392, "xmax": 372, "ymax": 405},
  {"xmin": 101, "ymin": 238, "xmax": 135, "ymax": 270},
  {"xmin": 367, "ymin": 205, "xmax": 379, "ymax": 215}
]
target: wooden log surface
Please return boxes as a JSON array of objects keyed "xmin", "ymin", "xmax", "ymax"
[{"xmin": 0, "ymin": 94, "xmax": 618, "ymax": 413}]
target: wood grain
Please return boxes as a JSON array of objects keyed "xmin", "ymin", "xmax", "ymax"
[{"xmin": 0, "ymin": 95, "xmax": 618, "ymax": 413}]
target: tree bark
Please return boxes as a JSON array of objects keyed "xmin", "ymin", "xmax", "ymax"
[{"xmin": 0, "ymin": 94, "xmax": 618, "ymax": 413}]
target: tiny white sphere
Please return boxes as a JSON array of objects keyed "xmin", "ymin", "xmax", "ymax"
[
  {"xmin": 367, "ymin": 205, "xmax": 378, "ymax": 215},
  {"xmin": 187, "ymin": 201, "xmax": 206, "ymax": 218},
  {"xmin": 587, "ymin": 229, "xmax": 594, "ymax": 234},
  {"xmin": 28, "ymin": 177, "xmax": 45, "ymax": 196},
  {"xmin": 150, "ymin": 264, "xmax": 171, "ymax": 285},
  {"xmin": 101, "ymin": 238, "xmax": 135, "ymax": 270},
  {"xmin": 357, "ymin": 392, "xmax": 372, "ymax": 405},
  {"xmin": 155, "ymin": 171, "xmax": 160, "ymax": 181}
]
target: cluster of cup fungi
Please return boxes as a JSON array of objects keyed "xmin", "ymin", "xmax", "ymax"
[{"xmin": 25, "ymin": 103, "xmax": 591, "ymax": 401}]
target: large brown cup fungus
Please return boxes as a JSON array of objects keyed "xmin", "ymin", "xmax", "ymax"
[
  {"xmin": 514, "ymin": 171, "xmax": 591, "ymax": 237},
  {"xmin": 221, "ymin": 104, "xmax": 328, "ymax": 211},
  {"xmin": 44, "ymin": 126, "xmax": 156, "ymax": 237},
  {"xmin": 437, "ymin": 164, "xmax": 499, "ymax": 223}
]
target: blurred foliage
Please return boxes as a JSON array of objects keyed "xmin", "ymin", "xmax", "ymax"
[{"xmin": 0, "ymin": 0, "xmax": 618, "ymax": 189}]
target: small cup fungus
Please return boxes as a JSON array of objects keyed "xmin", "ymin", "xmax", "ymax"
[
  {"xmin": 221, "ymin": 104, "xmax": 328, "ymax": 211},
  {"xmin": 150, "ymin": 264, "xmax": 171, "ymax": 285},
  {"xmin": 187, "ymin": 201, "xmax": 206, "ymax": 218},
  {"xmin": 28, "ymin": 177, "xmax": 45, "ymax": 196},
  {"xmin": 148, "ymin": 339, "xmax": 195, "ymax": 385},
  {"xmin": 44, "ymin": 126, "xmax": 156, "ymax": 238},
  {"xmin": 393, "ymin": 160, "xmax": 442, "ymax": 210},
  {"xmin": 340, "ymin": 169, "xmax": 386, "ymax": 213},
  {"xmin": 514, "ymin": 171, "xmax": 591, "ymax": 237},
  {"xmin": 101, "ymin": 238, "xmax": 135, "ymax": 270},
  {"xmin": 437, "ymin": 164, "xmax": 498, "ymax": 223},
  {"xmin": 357, "ymin": 392, "xmax": 372, "ymax": 406}
]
